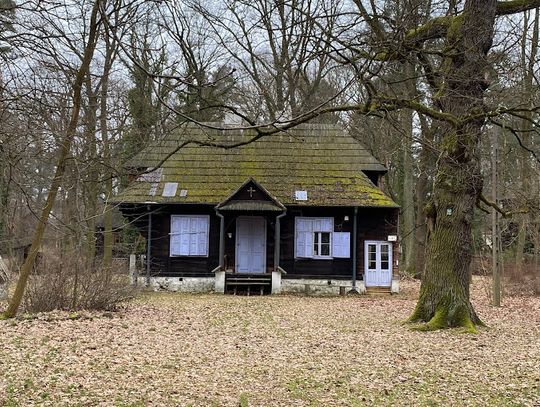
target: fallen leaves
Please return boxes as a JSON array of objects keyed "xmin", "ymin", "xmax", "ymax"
[{"xmin": 0, "ymin": 277, "xmax": 539, "ymax": 406}]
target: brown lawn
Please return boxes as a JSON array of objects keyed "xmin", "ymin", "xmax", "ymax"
[{"xmin": 0, "ymin": 277, "xmax": 539, "ymax": 407}]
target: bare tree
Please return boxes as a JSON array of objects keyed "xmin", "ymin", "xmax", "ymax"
[{"xmin": 2, "ymin": 0, "xmax": 101, "ymax": 318}]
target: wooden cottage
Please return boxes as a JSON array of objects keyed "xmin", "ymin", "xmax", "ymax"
[{"xmin": 115, "ymin": 123, "xmax": 399, "ymax": 294}]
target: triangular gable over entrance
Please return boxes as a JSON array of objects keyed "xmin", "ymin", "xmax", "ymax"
[{"xmin": 216, "ymin": 178, "xmax": 285, "ymax": 212}]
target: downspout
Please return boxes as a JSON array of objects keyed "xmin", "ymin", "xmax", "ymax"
[
  {"xmin": 215, "ymin": 209, "xmax": 225, "ymax": 270},
  {"xmin": 274, "ymin": 209, "xmax": 287, "ymax": 271},
  {"xmin": 146, "ymin": 205, "xmax": 152, "ymax": 287},
  {"xmin": 350, "ymin": 206, "xmax": 359, "ymax": 293}
]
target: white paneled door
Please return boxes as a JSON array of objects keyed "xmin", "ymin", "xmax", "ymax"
[
  {"xmin": 364, "ymin": 241, "xmax": 393, "ymax": 287},
  {"xmin": 236, "ymin": 216, "xmax": 266, "ymax": 273}
]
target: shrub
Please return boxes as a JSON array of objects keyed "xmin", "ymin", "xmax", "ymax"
[{"xmin": 22, "ymin": 252, "xmax": 136, "ymax": 313}]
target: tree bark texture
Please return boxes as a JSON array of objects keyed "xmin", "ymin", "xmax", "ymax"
[{"xmin": 410, "ymin": 0, "xmax": 497, "ymax": 330}]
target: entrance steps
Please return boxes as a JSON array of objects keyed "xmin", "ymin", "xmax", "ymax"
[
  {"xmin": 225, "ymin": 273, "xmax": 272, "ymax": 296},
  {"xmin": 366, "ymin": 286, "xmax": 392, "ymax": 296}
]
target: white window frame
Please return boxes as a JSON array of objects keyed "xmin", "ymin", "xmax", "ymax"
[
  {"xmin": 295, "ymin": 217, "xmax": 334, "ymax": 259},
  {"xmin": 313, "ymin": 231, "xmax": 332, "ymax": 259},
  {"xmin": 169, "ymin": 215, "xmax": 210, "ymax": 257}
]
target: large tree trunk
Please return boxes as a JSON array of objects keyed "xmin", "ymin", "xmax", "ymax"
[
  {"xmin": 1, "ymin": 0, "xmax": 100, "ymax": 319},
  {"xmin": 410, "ymin": 0, "xmax": 497, "ymax": 331}
]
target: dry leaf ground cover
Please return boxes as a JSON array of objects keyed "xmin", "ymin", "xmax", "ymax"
[{"xmin": 0, "ymin": 277, "xmax": 539, "ymax": 407}]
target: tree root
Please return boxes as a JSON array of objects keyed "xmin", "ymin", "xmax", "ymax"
[{"xmin": 408, "ymin": 303, "xmax": 481, "ymax": 333}]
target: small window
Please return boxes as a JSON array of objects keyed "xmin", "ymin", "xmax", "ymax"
[
  {"xmin": 295, "ymin": 190, "xmax": 308, "ymax": 201},
  {"xmin": 314, "ymin": 232, "xmax": 331, "ymax": 258},
  {"xmin": 162, "ymin": 182, "xmax": 178, "ymax": 197},
  {"xmin": 368, "ymin": 244, "xmax": 377, "ymax": 270},
  {"xmin": 170, "ymin": 215, "xmax": 209, "ymax": 257},
  {"xmin": 381, "ymin": 244, "xmax": 390, "ymax": 270}
]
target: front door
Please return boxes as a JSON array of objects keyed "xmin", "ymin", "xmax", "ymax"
[
  {"xmin": 236, "ymin": 216, "xmax": 266, "ymax": 273},
  {"xmin": 364, "ymin": 241, "xmax": 392, "ymax": 287}
]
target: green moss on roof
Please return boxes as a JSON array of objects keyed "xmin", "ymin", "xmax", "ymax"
[{"xmin": 114, "ymin": 123, "xmax": 398, "ymax": 208}]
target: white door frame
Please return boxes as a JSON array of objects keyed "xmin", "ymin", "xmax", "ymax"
[
  {"xmin": 364, "ymin": 240, "xmax": 393, "ymax": 287},
  {"xmin": 235, "ymin": 216, "xmax": 267, "ymax": 273}
]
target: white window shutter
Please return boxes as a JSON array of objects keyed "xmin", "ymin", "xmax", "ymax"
[
  {"xmin": 197, "ymin": 217, "xmax": 209, "ymax": 256},
  {"xmin": 170, "ymin": 215, "xmax": 209, "ymax": 256},
  {"xmin": 322, "ymin": 218, "xmax": 333, "ymax": 232},
  {"xmin": 296, "ymin": 230, "xmax": 306, "ymax": 257},
  {"xmin": 170, "ymin": 234, "xmax": 181, "ymax": 256},
  {"xmin": 180, "ymin": 233, "xmax": 190, "ymax": 255},
  {"xmin": 333, "ymin": 232, "xmax": 351, "ymax": 258},
  {"xmin": 295, "ymin": 218, "xmax": 306, "ymax": 258},
  {"xmin": 295, "ymin": 218, "xmax": 313, "ymax": 258},
  {"xmin": 305, "ymin": 229, "xmax": 313, "ymax": 257},
  {"xmin": 181, "ymin": 217, "xmax": 190, "ymax": 233},
  {"xmin": 171, "ymin": 216, "xmax": 182, "ymax": 232}
]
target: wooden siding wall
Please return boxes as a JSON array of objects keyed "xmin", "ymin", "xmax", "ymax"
[
  {"xmin": 122, "ymin": 204, "xmax": 399, "ymax": 279},
  {"xmin": 355, "ymin": 208, "xmax": 399, "ymax": 279},
  {"xmin": 279, "ymin": 207, "xmax": 354, "ymax": 279}
]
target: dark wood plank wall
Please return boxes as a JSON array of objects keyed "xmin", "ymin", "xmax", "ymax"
[
  {"xmin": 122, "ymin": 204, "xmax": 399, "ymax": 279},
  {"xmin": 279, "ymin": 207, "xmax": 354, "ymax": 279},
  {"xmin": 355, "ymin": 208, "xmax": 399, "ymax": 279},
  {"xmin": 123, "ymin": 204, "xmax": 219, "ymax": 277}
]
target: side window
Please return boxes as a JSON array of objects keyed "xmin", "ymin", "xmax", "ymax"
[{"xmin": 170, "ymin": 215, "xmax": 209, "ymax": 257}]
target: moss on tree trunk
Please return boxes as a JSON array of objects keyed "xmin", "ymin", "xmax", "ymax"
[
  {"xmin": 409, "ymin": 153, "xmax": 484, "ymax": 332},
  {"xmin": 409, "ymin": 0, "xmax": 498, "ymax": 331}
]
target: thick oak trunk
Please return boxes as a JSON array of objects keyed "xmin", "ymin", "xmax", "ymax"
[
  {"xmin": 410, "ymin": 156, "xmax": 483, "ymax": 330},
  {"xmin": 410, "ymin": 0, "xmax": 497, "ymax": 330}
]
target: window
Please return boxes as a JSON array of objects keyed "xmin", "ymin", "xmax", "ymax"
[
  {"xmin": 295, "ymin": 217, "xmax": 351, "ymax": 259},
  {"xmin": 170, "ymin": 215, "xmax": 209, "ymax": 257},
  {"xmin": 295, "ymin": 217, "xmax": 334, "ymax": 259},
  {"xmin": 380, "ymin": 244, "xmax": 390, "ymax": 270},
  {"xmin": 314, "ymin": 232, "xmax": 331, "ymax": 257},
  {"xmin": 367, "ymin": 244, "xmax": 377, "ymax": 270}
]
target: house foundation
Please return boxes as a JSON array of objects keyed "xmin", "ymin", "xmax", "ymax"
[{"xmin": 137, "ymin": 275, "xmax": 382, "ymax": 295}]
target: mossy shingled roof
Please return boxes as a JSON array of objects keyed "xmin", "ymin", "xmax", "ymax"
[{"xmin": 115, "ymin": 123, "xmax": 398, "ymax": 208}]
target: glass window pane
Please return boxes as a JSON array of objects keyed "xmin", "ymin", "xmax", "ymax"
[
  {"xmin": 321, "ymin": 243, "xmax": 330, "ymax": 256},
  {"xmin": 321, "ymin": 232, "xmax": 330, "ymax": 244},
  {"xmin": 381, "ymin": 261, "xmax": 389, "ymax": 270},
  {"xmin": 369, "ymin": 261, "xmax": 376, "ymax": 269}
]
